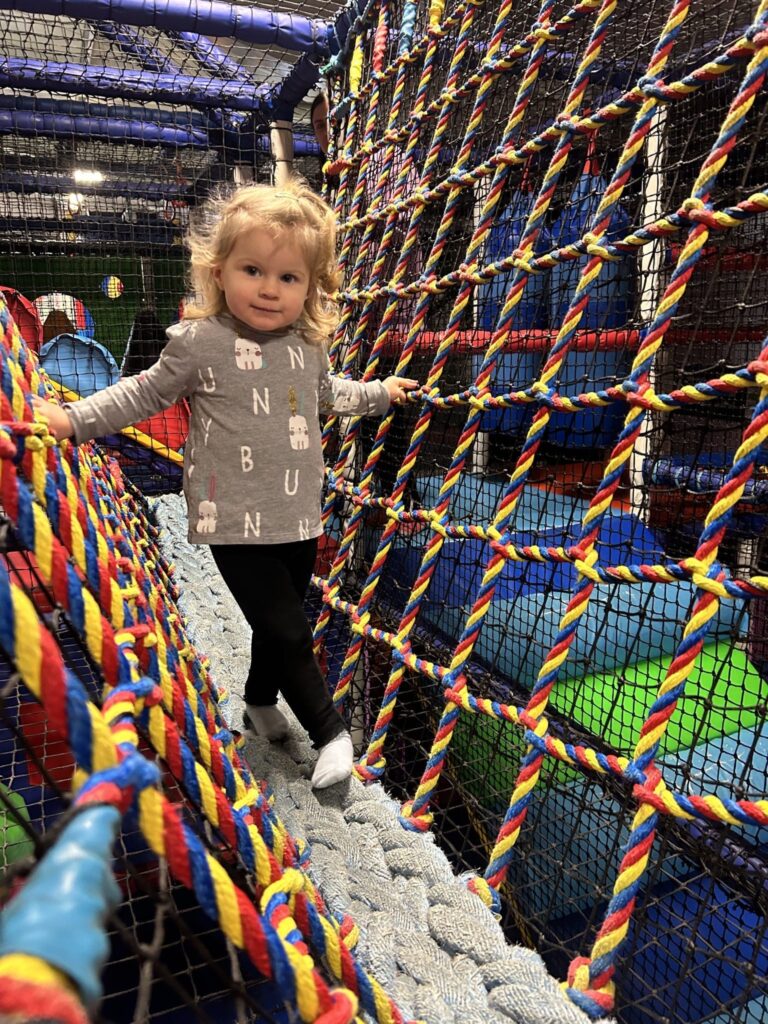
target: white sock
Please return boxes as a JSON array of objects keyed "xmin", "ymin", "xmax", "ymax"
[
  {"xmin": 311, "ymin": 732, "xmax": 354, "ymax": 789},
  {"xmin": 243, "ymin": 704, "xmax": 290, "ymax": 742}
]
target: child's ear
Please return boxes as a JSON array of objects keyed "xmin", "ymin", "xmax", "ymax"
[{"xmin": 212, "ymin": 265, "xmax": 223, "ymax": 288}]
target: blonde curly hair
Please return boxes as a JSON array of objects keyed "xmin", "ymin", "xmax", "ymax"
[{"xmin": 183, "ymin": 176, "xmax": 340, "ymax": 345}]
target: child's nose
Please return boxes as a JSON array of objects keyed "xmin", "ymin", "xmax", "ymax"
[{"xmin": 258, "ymin": 278, "xmax": 279, "ymax": 296}]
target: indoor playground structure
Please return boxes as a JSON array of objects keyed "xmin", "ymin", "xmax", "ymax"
[{"xmin": 0, "ymin": 0, "xmax": 767, "ymax": 1022}]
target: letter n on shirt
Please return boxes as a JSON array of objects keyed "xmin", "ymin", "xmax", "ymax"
[{"xmin": 252, "ymin": 387, "xmax": 270, "ymax": 415}]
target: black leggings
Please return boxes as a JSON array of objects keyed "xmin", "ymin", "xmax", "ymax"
[{"xmin": 210, "ymin": 539, "xmax": 345, "ymax": 747}]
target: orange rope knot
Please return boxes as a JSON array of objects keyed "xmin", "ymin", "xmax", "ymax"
[
  {"xmin": 422, "ymin": 275, "xmax": 444, "ymax": 294},
  {"xmin": 442, "ymin": 686, "xmax": 466, "ymax": 707},
  {"xmin": 677, "ymin": 202, "xmax": 723, "ymax": 230},
  {"xmin": 518, "ymin": 708, "xmax": 549, "ymax": 734},
  {"xmin": 631, "ymin": 779, "xmax": 670, "ymax": 815},
  {"xmin": 495, "ymin": 149, "xmax": 526, "ymax": 168},
  {"xmin": 624, "ymin": 381, "xmax": 654, "ymax": 407}
]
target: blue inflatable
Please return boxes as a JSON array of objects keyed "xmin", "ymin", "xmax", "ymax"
[
  {"xmin": 547, "ymin": 137, "xmax": 633, "ymax": 447},
  {"xmin": 494, "ymin": 716, "xmax": 767, "ymax": 921},
  {"xmin": 474, "ymin": 170, "xmax": 549, "ymax": 434},
  {"xmin": 430, "ymin": 578, "xmax": 743, "ymax": 689},
  {"xmin": 381, "ymin": 475, "xmax": 662, "ymax": 634},
  {"xmin": 618, "ymin": 865, "xmax": 768, "ymax": 1024},
  {"xmin": 39, "ymin": 333, "xmax": 120, "ymax": 397}
]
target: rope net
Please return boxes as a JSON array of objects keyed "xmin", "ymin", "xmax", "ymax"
[
  {"xmin": 316, "ymin": 0, "xmax": 768, "ymax": 1020},
  {"xmin": 0, "ymin": 0, "xmax": 766, "ymax": 1022}
]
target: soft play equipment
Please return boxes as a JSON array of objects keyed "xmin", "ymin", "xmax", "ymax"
[
  {"xmin": 380, "ymin": 474, "xmax": 662, "ymax": 630},
  {"xmin": 34, "ymin": 292, "xmax": 96, "ymax": 340},
  {"xmin": 616, "ymin": 868, "xmax": 768, "ymax": 1024},
  {"xmin": 0, "ymin": 286, "xmax": 43, "ymax": 352},
  {"xmin": 39, "ymin": 333, "xmax": 120, "ymax": 397},
  {"xmin": 0, "ymin": 780, "xmax": 34, "ymax": 869},
  {"xmin": 547, "ymin": 136, "xmax": 633, "ymax": 447},
  {"xmin": 475, "ymin": 167, "xmax": 548, "ymax": 434},
  {"xmin": 385, "ymin": 473, "xmax": 759, "ymax": 930}
]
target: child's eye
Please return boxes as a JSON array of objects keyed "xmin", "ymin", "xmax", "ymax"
[
  {"xmin": 244, "ymin": 266, "xmax": 260, "ymax": 276},
  {"xmin": 282, "ymin": 273, "xmax": 297, "ymax": 283}
]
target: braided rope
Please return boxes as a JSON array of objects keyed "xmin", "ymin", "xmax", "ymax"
[
  {"xmin": 315, "ymin": 0, "xmax": 492, "ymax": 700},
  {"xmin": 0, "ymin": 569, "xmax": 358, "ymax": 1023}
]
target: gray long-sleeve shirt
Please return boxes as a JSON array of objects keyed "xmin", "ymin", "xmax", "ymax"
[{"xmin": 66, "ymin": 314, "xmax": 390, "ymax": 544}]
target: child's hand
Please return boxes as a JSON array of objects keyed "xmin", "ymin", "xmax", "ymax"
[
  {"xmin": 383, "ymin": 376, "xmax": 420, "ymax": 405},
  {"xmin": 31, "ymin": 396, "xmax": 74, "ymax": 440}
]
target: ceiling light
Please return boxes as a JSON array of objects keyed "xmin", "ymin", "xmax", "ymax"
[{"xmin": 73, "ymin": 169, "xmax": 104, "ymax": 185}]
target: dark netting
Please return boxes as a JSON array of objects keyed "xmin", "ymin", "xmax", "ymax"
[{"xmin": 0, "ymin": 4, "xmax": 324, "ymax": 495}]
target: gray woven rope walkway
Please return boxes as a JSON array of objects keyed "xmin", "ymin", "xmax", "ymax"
[{"xmin": 152, "ymin": 492, "xmax": 608, "ymax": 1024}]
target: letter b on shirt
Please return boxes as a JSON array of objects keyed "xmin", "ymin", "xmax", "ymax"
[{"xmin": 241, "ymin": 446, "xmax": 253, "ymax": 473}]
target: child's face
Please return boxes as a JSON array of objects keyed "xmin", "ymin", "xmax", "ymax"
[{"xmin": 214, "ymin": 227, "xmax": 311, "ymax": 333}]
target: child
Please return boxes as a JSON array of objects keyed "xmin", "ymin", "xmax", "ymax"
[{"xmin": 33, "ymin": 177, "xmax": 419, "ymax": 788}]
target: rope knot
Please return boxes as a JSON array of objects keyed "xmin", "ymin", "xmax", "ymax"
[
  {"xmin": 531, "ymin": 22, "xmax": 555, "ymax": 41},
  {"xmin": 555, "ymin": 113, "xmax": 576, "ymax": 134},
  {"xmin": 679, "ymin": 201, "xmax": 722, "ymax": 229},
  {"xmin": 746, "ymin": 21, "xmax": 768, "ymax": 46},
  {"xmin": 531, "ymin": 380, "xmax": 553, "ymax": 402},
  {"xmin": 24, "ymin": 433, "xmax": 46, "ymax": 452},
  {"xmin": 567, "ymin": 956, "xmax": 593, "ymax": 990},
  {"xmin": 583, "ymin": 231, "xmax": 620, "ymax": 261},
  {"xmin": 747, "ymin": 358, "xmax": 768, "ymax": 386},
  {"xmin": 512, "ymin": 247, "xmax": 536, "ymax": 273},
  {"xmin": 637, "ymin": 74, "xmax": 668, "ymax": 101},
  {"xmin": 680, "ymin": 196, "xmax": 705, "ymax": 214},
  {"xmin": 468, "ymin": 390, "xmax": 490, "ymax": 411},
  {"xmin": 574, "ymin": 548, "xmax": 600, "ymax": 580},
  {"xmin": 680, "ymin": 555, "xmax": 715, "ymax": 580},
  {"xmin": 462, "ymin": 873, "xmax": 502, "ymax": 916}
]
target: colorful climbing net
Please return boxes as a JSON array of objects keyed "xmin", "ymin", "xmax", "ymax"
[{"xmin": 312, "ymin": 0, "xmax": 768, "ymax": 1017}]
